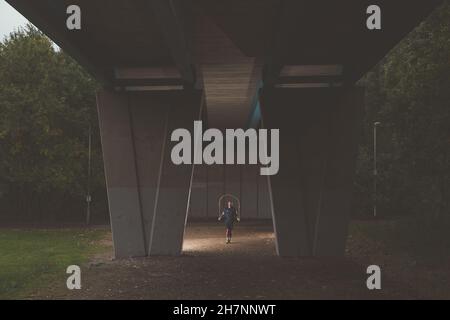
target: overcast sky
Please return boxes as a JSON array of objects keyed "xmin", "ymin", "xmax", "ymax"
[{"xmin": 0, "ymin": 0, "xmax": 30, "ymax": 40}]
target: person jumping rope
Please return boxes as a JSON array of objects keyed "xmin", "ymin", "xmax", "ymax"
[{"xmin": 218, "ymin": 200, "xmax": 240, "ymax": 244}]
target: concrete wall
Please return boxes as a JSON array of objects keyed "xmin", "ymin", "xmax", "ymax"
[{"xmin": 188, "ymin": 164, "xmax": 272, "ymax": 220}]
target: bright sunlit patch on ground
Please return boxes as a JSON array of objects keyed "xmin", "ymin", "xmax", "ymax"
[
  {"xmin": 182, "ymin": 222, "xmax": 276, "ymax": 255},
  {"xmin": 182, "ymin": 237, "xmax": 223, "ymax": 253}
]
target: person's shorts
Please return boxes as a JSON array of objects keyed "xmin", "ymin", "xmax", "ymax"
[{"xmin": 225, "ymin": 222, "xmax": 234, "ymax": 229}]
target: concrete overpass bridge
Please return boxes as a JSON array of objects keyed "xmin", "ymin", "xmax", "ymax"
[{"xmin": 7, "ymin": 0, "xmax": 443, "ymax": 258}]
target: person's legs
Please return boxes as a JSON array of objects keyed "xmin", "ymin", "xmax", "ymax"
[{"xmin": 226, "ymin": 228, "xmax": 232, "ymax": 243}]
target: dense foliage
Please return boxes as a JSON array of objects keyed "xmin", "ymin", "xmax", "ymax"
[
  {"xmin": 0, "ymin": 26, "xmax": 106, "ymax": 223},
  {"xmin": 356, "ymin": 1, "xmax": 450, "ymax": 218}
]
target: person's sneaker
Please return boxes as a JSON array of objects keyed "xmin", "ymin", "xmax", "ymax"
[{"xmin": 226, "ymin": 238, "xmax": 231, "ymax": 244}]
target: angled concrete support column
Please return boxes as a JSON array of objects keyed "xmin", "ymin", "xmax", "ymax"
[
  {"xmin": 97, "ymin": 89, "xmax": 203, "ymax": 258},
  {"xmin": 207, "ymin": 165, "xmax": 225, "ymax": 218},
  {"xmin": 188, "ymin": 164, "xmax": 208, "ymax": 219},
  {"xmin": 241, "ymin": 165, "xmax": 258, "ymax": 219},
  {"xmin": 260, "ymin": 87, "xmax": 363, "ymax": 257},
  {"xmin": 148, "ymin": 90, "xmax": 204, "ymax": 255},
  {"xmin": 313, "ymin": 88, "xmax": 364, "ymax": 256},
  {"xmin": 97, "ymin": 90, "xmax": 146, "ymax": 258}
]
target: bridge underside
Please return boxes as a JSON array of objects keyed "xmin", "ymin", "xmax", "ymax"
[{"xmin": 7, "ymin": 0, "xmax": 443, "ymax": 257}]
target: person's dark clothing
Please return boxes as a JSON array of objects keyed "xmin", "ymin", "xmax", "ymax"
[{"xmin": 223, "ymin": 206, "xmax": 237, "ymax": 230}]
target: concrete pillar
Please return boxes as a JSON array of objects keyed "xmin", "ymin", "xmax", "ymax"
[
  {"xmin": 259, "ymin": 87, "xmax": 363, "ymax": 257},
  {"xmin": 147, "ymin": 90, "xmax": 204, "ymax": 255},
  {"xmin": 241, "ymin": 165, "xmax": 258, "ymax": 219},
  {"xmin": 313, "ymin": 88, "xmax": 363, "ymax": 256},
  {"xmin": 97, "ymin": 91, "xmax": 147, "ymax": 258},
  {"xmin": 257, "ymin": 172, "xmax": 272, "ymax": 219},
  {"xmin": 260, "ymin": 96, "xmax": 311, "ymax": 256},
  {"xmin": 207, "ymin": 165, "xmax": 225, "ymax": 218},
  {"xmin": 189, "ymin": 164, "xmax": 208, "ymax": 219},
  {"xmin": 97, "ymin": 89, "xmax": 204, "ymax": 258},
  {"xmin": 128, "ymin": 93, "xmax": 167, "ymax": 253}
]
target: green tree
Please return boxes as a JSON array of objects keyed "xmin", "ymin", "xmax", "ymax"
[
  {"xmin": 357, "ymin": 1, "xmax": 450, "ymax": 218},
  {"xmin": 0, "ymin": 25, "xmax": 106, "ymax": 223}
]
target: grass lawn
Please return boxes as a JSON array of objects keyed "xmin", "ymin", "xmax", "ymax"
[{"xmin": 0, "ymin": 227, "xmax": 110, "ymax": 299}]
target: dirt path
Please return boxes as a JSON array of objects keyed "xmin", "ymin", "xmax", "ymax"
[{"xmin": 30, "ymin": 221, "xmax": 420, "ymax": 299}]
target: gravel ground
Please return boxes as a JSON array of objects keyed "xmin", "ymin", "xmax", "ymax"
[{"xmin": 29, "ymin": 221, "xmax": 422, "ymax": 300}]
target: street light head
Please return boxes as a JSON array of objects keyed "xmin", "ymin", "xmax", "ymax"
[{"xmin": 374, "ymin": 122, "xmax": 381, "ymax": 126}]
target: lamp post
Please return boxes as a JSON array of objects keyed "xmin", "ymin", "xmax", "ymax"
[
  {"xmin": 86, "ymin": 123, "xmax": 92, "ymax": 225},
  {"xmin": 373, "ymin": 122, "xmax": 381, "ymax": 218}
]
